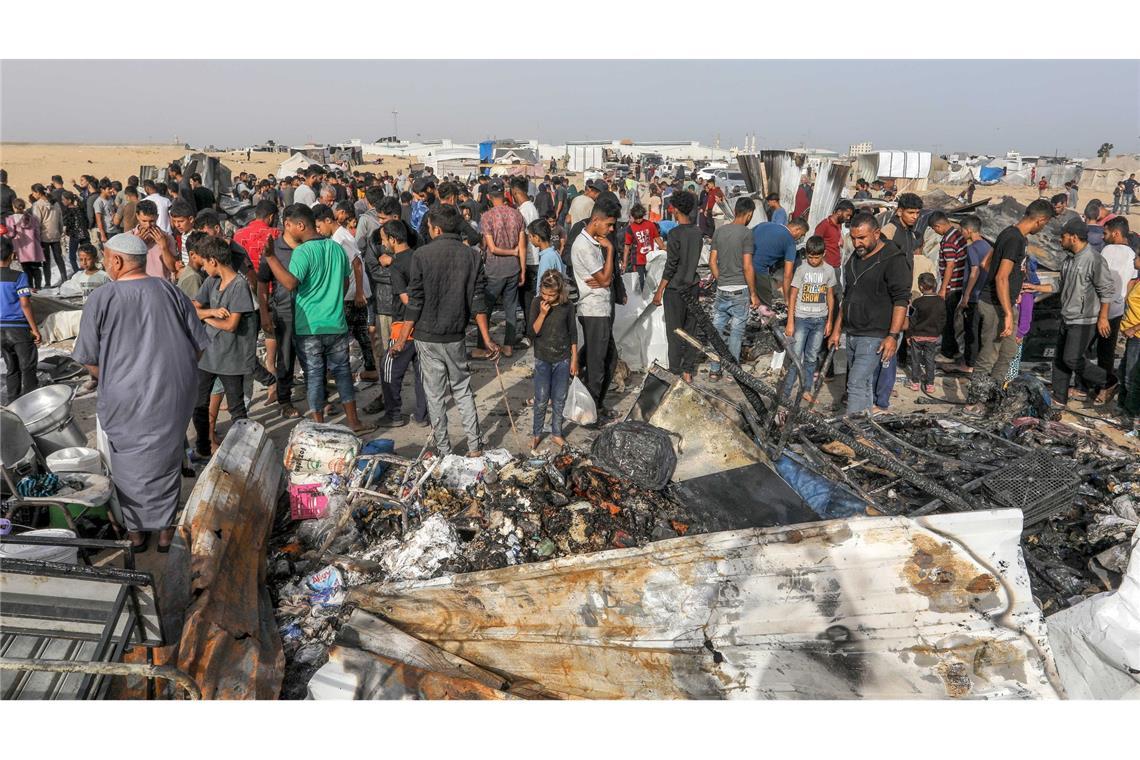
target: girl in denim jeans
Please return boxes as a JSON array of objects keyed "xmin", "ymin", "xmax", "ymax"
[{"xmin": 527, "ymin": 270, "xmax": 578, "ymax": 451}]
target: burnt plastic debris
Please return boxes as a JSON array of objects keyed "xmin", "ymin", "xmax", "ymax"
[{"xmin": 589, "ymin": 421, "xmax": 678, "ymax": 491}]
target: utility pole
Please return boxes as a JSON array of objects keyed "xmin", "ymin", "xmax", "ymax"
[{"xmin": 392, "ymin": 109, "xmax": 399, "ymax": 141}]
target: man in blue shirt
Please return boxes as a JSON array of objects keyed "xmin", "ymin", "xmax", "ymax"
[
  {"xmin": 1, "ymin": 237, "xmax": 43, "ymax": 402},
  {"xmin": 752, "ymin": 218, "xmax": 809, "ymax": 306},
  {"xmin": 764, "ymin": 193, "xmax": 788, "ymax": 226}
]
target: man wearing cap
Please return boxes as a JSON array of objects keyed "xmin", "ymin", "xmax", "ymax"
[
  {"xmin": 72, "ymin": 233, "xmax": 208, "ymax": 552},
  {"xmin": 1023, "ymin": 218, "xmax": 1115, "ymax": 408}
]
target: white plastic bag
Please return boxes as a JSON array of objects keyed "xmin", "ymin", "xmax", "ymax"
[{"xmin": 563, "ymin": 377, "xmax": 597, "ymax": 426}]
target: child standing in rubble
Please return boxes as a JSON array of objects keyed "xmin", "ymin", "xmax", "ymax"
[
  {"xmin": 905, "ymin": 272, "xmax": 946, "ymax": 394},
  {"xmin": 528, "ymin": 269, "xmax": 578, "ymax": 451}
]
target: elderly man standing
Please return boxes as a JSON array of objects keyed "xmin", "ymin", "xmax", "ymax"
[{"xmin": 72, "ymin": 233, "xmax": 207, "ymax": 552}]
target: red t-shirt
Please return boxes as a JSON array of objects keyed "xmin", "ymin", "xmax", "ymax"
[
  {"xmin": 815, "ymin": 216, "xmax": 842, "ymax": 268},
  {"xmin": 624, "ymin": 220, "xmax": 659, "ymax": 266},
  {"xmin": 704, "ymin": 186, "xmax": 723, "ymax": 211},
  {"xmin": 233, "ymin": 219, "xmax": 281, "ymax": 272}
]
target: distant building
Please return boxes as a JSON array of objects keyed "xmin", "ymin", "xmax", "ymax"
[{"xmin": 849, "ymin": 141, "xmax": 873, "ymax": 156}]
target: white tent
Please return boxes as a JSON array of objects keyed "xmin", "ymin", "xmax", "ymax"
[
  {"xmin": 1080, "ymin": 155, "xmax": 1140, "ymax": 192},
  {"xmin": 278, "ymin": 152, "xmax": 316, "ymax": 179},
  {"xmin": 854, "ymin": 150, "xmax": 932, "ymax": 191}
]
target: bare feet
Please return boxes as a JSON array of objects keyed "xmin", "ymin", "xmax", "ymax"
[
  {"xmin": 466, "ymin": 450, "xmax": 483, "ymax": 458},
  {"xmin": 530, "ymin": 436, "xmax": 542, "ymax": 451},
  {"xmin": 550, "ymin": 436, "xmax": 566, "ymax": 448}
]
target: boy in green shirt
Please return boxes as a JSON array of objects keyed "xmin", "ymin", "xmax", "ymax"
[{"xmin": 262, "ymin": 204, "xmax": 373, "ymax": 434}]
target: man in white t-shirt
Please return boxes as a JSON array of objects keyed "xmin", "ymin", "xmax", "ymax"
[
  {"xmin": 571, "ymin": 204, "xmax": 618, "ymax": 418},
  {"xmin": 142, "ymin": 180, "xmax": 172, "ymax": 233},
  {"xmin": 511, "ymin": 176, "xmax": 541, "ymax": 321},
  {"xmin": 294, "ymin": 168, "xmax": 320, "ymax": 208},
  {"xmin": 1098, "ymin": 217, "xmax": 1139, "ymax": 389},
  {"xmin": 569, "ymin": 181, "xmax": 601, "ymax": 227}
]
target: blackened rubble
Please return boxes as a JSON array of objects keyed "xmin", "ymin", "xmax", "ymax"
[{"xmin": 264, "ymin": 239, "xmax": 1136, "ymax": 700}]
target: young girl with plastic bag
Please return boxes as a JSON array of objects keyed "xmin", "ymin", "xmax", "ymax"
[{"xmin": 527, "ymin": 270, "xmax": 580, "ymax": 450}]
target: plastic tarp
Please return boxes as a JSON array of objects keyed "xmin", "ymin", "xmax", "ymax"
[
  {"xmin": 978, "ymin": 166, "xmax": 1004, "ymax": 183},
  {"xmin": 612, "ymin": 250, "xmax": 668, "ymax": 371},
  {"xmin": 1046, "ymin": 526, "xmax": 1140, "ymax": 699},
  {"xmin": 478, "ymin": 141, "xmax": 494, "ymax": 163}
]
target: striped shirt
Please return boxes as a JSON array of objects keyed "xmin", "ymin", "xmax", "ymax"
[{"xmin": 939, "ymin": 227, "xmax": 968, "ymax": 291}]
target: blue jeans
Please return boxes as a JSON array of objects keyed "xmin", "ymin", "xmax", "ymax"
[
  {"xmin": 709, "ymin": 289, "xmax": 750, "ymax": 374},
  {"xmin": 296, "ymin": 332, "xmax": 354, "ymax": 413},
  {"xmin": 533, "ymin": 358, "xmax": 571, "ymax": 437},
  {"xmin": 874, "ymin": 351, "xmax": 897, "ymax": 409},
  {"xmin": 846, "ymin": 334, "xmax": 888, "ymax": 415},
  {"xmin": 782, "ymin": 316, "xmax": 827, "ymax": 398}
]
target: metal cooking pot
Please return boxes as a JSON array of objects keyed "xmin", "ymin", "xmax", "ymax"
[{"xmin": 5, "ymin": 384, "xmax": 77, "ymax": 436}]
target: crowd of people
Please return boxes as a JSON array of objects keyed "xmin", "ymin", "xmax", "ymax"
[{"xmin": 2, "ymin": 159, "xmax": 1139, "ymax": 549}]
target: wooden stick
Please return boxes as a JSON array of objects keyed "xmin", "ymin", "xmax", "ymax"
[{"xmin": 492, "ymin": 358, "xmax": 526, "ymax": 452}]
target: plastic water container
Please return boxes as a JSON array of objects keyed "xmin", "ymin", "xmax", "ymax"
[
  {"xmin": 46, "ymin": 447, "xmax": 103, "ymax": 475},
  {"xmin": 0, "ymin": 528, "xmax": 79, "ymax": 564}
]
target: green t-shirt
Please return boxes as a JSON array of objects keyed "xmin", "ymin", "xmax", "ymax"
[{"xmin": 288, "ymin": 238, "xmax": 349, "ymax": 335}]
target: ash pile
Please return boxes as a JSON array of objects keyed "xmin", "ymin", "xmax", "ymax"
[{"xmin": 266, "ymin": 421, "xmax": 704, "ymax": 698}]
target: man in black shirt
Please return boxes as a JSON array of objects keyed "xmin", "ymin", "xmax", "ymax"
[
  {"xmin": 378, "ymin": 220, "xmax": 428, "ymax": 427},
  {"xmin": 190, "ymin": 173, "xmax": 216, "ymax": 212},
  {"xmin": 828, "ymin": 213, "xmax": 911, "ymax": 415},
  {"xmin": 880, "ymin": 192, "xmax": 923, "ymax": 267},
  {"xmin": 969, "ymin": 198, "xmax": 1054, "ymax": 400},
  {"xmin": 652, "ymin": 191, "xmax": 703, "ymax": 381},
  {"xmin": 0, "ymin": 169, "xmax": 15, "ymax": 216},
  {"xmin": 168, "ymin": 162, "xmax": 197, "ymax": 214}
]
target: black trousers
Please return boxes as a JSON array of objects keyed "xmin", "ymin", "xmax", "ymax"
[
  {"xmin": 578, "ymin": 314, "xmax": 617, "ymax": 408},
  {"xmin": 21, "ymin": 262, "xmax": 45, "ymax": 290},
  {"xmin": 1094, "ymin": 315, "xmax": 1122, "ymax": 386},
  {"xmin": 962, "ymin": 302, "xmax": 981, "ymax": 367},
  {"xmin": 272, "ymin": 306, "xmax": 299, "ymax": 404},
  {"xmin": 520, "ymin": 265, "xmax": 539, "ymax": 335},
  {"xmin": 1, "ymin": 326, "xmax": 38, "ymax": 403},
  {"xmin": 663, "ymin": 286, "xmax": 699, "ymax": 376},
  {"xmin": 942, "ymin": 289, "xmax": 963, "ymax": 359},
  {"xmin": 381, "ymin": 342, "xmax": 427, "ymax": 422},
  {"xmin": 42, "ymin": 242, "xmax": 67, "ymax": 286},
  {"xmin": 1051, "ymin": 322, "xmax": 1107, "ymax": 404},
  {"xmin": 345, "ymin": 301, "xmax": 376, "ymax": 372},
  {"xmin": 192, "ymin": 370, "xmax": 247, "ymax": 455}
]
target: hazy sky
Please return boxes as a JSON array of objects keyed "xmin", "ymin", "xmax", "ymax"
[{"xmin": 2, "ymin": 60, "xmax": 1137, "ymax": 156}]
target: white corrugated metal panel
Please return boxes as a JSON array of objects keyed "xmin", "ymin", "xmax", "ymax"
[{"xmin": 351, "ymin": 509, "xmax": 1063, "ymax": 699}]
